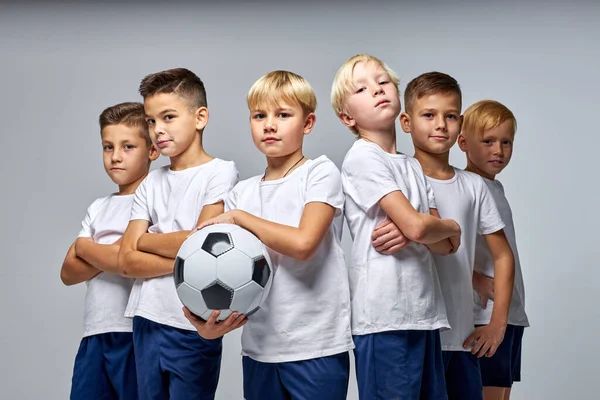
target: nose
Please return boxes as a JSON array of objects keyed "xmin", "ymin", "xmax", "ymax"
[
  {"xmin": 264, "ymin": 116, "xmax": 277, "ymax": 133},
  {"xmin": 153, "ymin": 120, "xmax": 166, "ymax": 137},
  {"xmin": 492, "ymin": 142, "xmax": 504, "ymax": 157},
  {"xmin": 435, "ymin": 115, "xmax": 447, "ymax": 131},
  {"xmin": 373, "ymin": 84, "xmax": 385, "ymax": 96},
  {"xmin": 112, "ymin": 147, "xmax": 123, "ymax": 163}
]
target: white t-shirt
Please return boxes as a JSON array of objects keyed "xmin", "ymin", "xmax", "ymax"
[
  {"xmin": 126, "ymin": 158, "xmax": 239, "ymax": 330},
  {"xmin": 77, "ymin": 194, "xmax": 136, "ymax": 337},
  {"xmin": 427, "ymin": 169, "xmax": 505, "ymax": 351},
  {"xmin": 226, "ymin": 156, "xmax": 354, "ymax": 363},
  {"xmin": 341, "ymin": 139, "xmax": 449, "ymax": 335},
  {"xmin": 473, "ymin": 178, "xmax": 529, "ymax": 327}
]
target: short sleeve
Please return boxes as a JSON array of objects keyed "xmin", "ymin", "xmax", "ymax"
[
  {"xmin": 130, "ymin": 175, "xmax": 151, "ymax": 222},
  {"xmin": 342, "ymin": 143, "xmax": 401, "ymax": 212},
  {"xmin": 478, "ymin": 177, "xmax": 505, "ymax": 235},
  {"xmin": 305, "ymin": 157, "xmax": 345, "ymax": 212},
  {"xmin": 77, "ymin": 205, "xmax": 94, "ymax": 238},
  {"xmin": 224, "ymin": 183, "xmax": 239, "ymax": 212},
  {"xmin": 203, "ymin": 161, "xmax": 239, "ymax": 206},
  {"xmin": 426, "ymin": 179, "xmax": 437, "ymax": 210}
]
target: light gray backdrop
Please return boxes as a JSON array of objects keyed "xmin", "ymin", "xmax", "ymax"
[{"xmin": 1, "ymin": 1, "xmax": 598, "ymax": 399}]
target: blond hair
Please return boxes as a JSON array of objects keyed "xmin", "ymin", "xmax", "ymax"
[
  {"xmin": 462, "ymin": 100, "xmax": 517, "ymax": 139},
  {"xmin": 330, "ymin": 54, "xmax": 400, "ymax": 134},
  {"xmin": 99, "ymin": 102, "xmax": 151, "ymax": 146},
  {"xmin": 247, "ymin": 70, "xmax": 317, "ymax": 115}
]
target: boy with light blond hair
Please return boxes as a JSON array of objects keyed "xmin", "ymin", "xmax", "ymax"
[{"xmin": 331, "ymin": 54, "xmax": 461, "ymax": 400}]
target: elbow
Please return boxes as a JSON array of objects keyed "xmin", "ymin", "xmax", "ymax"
[
  {"xmin": 60, "ymin": 268, "xmax": 76, "ymax": 286},
  {"xmin": 294, "ymin": 238, "xmax": 318, "ymax": 262},
  {"xmin": 404, "ymin": 219, "xmax": 427, "ymax": 243},
  {"xmin": 117, "ymin": 251, "xmax": 133, "ymax": 277}
]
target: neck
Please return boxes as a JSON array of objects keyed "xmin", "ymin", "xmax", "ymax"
[
  {"xmin": 117, "ymin": 171, "xmax": 148, "ymax": 195},
  {"xmin": 264, "ymin": 148, "xmax": 305, "ymax": 181},
  {"xmin": 170, "ymin": 133, "xmax": 212, "ymax": 171},
  {"xmin": 413, "ymin": 147, "xmax": 454, "ymax": 179},
  {"xmin": 465, "ymin": 158, "xmax": 495, "ymax": 180},
  {"xmin": 358, "ymin": 124, "xmax": 397, "ymax": 154}
]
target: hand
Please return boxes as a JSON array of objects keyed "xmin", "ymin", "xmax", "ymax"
[
  {"xmin": 74, "ymin": 237, "xmax": 93, "ymax": 255},
  {"xmin": 371, "ymin": 219, "xmax": 410, "ymax": 254},
  {"xmin": 473, "ymin": 270, "xmax": 495, "ymax": 308},
  {"xmin": 188, "ymin": 211, "xmax": 240, "ymax": 238},
  {"xmin": 182, "ymin": 307, "xmax": 247, "ymax": 340},
  {"xmin": 448, "ymin": 234, "xmax": 461, "ymax": 254},
  {"xmin": 463, "ymin": 321, "xmax": 506, "ymax": 358}
]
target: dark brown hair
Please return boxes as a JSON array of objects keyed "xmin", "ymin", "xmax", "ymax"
[
  {"xmin": 138, "ymin": 67, "xmax": 207, "ymax": 109},
  {"xmin": 404, "ymin": 71, "xmax": 461, "ymax": 113},
  {"xmin": 99, "ymin": 102, "xmax": 150, "ymax": 146}
]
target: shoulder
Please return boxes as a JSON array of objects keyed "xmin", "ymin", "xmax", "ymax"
[
  {"xmin": 233, "ymin": 174, "xmax": 262, "ymax": 194},
  {"xmin": 456, "ymin": 168, "xmax": 485, "ymax": 187},
  {"xmin": 210, "ymin": 158, "xmax": 237, "ymax": 172},
  {"xmin": 307, "ymin": 155, "xmax": 340, "ymax": 176},
  {"xmin": 85, "ymin": 194, "xmax": 113, "ymax": 219}
]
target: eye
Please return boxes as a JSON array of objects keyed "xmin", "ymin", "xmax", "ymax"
[
  {"xmin": 447, "ymin": 114, "xmax": 458, "ymax": 120},
  {"xmin": 502, "ymin": 140, "xmax": 513, "ymax": 146},
  {"xmin": 103, "ymin": 145, "xmax": 113, "ymax": 151},
  {"xmin": 125, "ymin": 144, "xmax": 135, "ymax": 150},
  {"xmin": 253, "ymin": 113, "xmax": 265, "ymax": 120},
  {"xmin": 355, "ymin": 87, "xmax": 365, "ymax": 94},
  {"xmin": 482, "ymin": 139, "xmax": 492, "ymax": 145},
  {"xmin": 423, "ymin": 113, "xmax": 434, "ymax": 118},
  {"xmin": 164, "ymin": 115, "xmax": 174, "ymax": 121},
  {"xmin": 146, "ymin": 119, "xmax": 155, "ymax": 126},
  {"xmin": 379, "ymin": 80, "xmax": 390, "ymax": 85},
  {"xmin": 278, "ymin": 113, "xmax": 290, "ymax": 118}
]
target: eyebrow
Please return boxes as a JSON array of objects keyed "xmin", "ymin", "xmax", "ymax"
[
  {"xmin": 420, "ymin": 108, "xmax": 461, "ymax": 113},
  {"xmin": 146, "ymin": 108, "xmax": 178, "ymax": 118}
]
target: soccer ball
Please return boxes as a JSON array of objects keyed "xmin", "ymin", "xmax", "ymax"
[{"xmin": 174, "ymin": 223, "xmax": 273, "ymax": 322}]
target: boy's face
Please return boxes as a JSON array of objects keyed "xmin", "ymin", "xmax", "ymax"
[
  {"xmin": 144, "ymin": 93, "xmax": 207, "ymax": 158},
  {"xmin": 400, "ymin": 92, "xmax": 462, "ymax": 155},
  {"xmin": 458, "ymin": 120, "xmax": 515, "ymax": 179},
  {"xmin": 339, "ymin": 61, "xmax": 401, "ymax": 133},
  {"xmin": 101, "ymin": 124, "xmax": 157, "ymax": 186},
  {"xmin": 249, "ymin": 100, "xmax": 315, "ymax": 158}
]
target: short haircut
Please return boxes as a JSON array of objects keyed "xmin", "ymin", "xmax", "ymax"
[
  {"xmin": 247, "ymin": 70, "xmax": 317, "ymax": 115},
  {"xmin": 404, "ymin": 71, "xmax": 462, "ymax": 113},
  {"xmin": 462, "ymin": 100, "xmax": 517, "ymax": 139},
  {"xmin": 99, "ymin": 102, "xmax": 151, "ymax": 146},
  {"xmin": 138, "ymin": 68, "xmax": 207, "ymax": 109},
  {"xmin": 330, "ymin": 54, "xmax": 400, "ymax": 134}
]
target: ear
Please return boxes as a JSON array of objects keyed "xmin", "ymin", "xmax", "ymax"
[
  {"xmin": 338, "ymin": 112, "xmax": 356, "ymax": 129},
  {"xmin": 399, "ymin": 112, "xmax": 412, "ymax": 134},
  {"xmin": 195, "ymin": 106, "xmax": 209, "ymax": 131},
  {"xmin": 148, "ymin": 144, "xmax": 160, "ymax": 161},
  {"xmin": 457, "ymin": 134, "xmax": 468, "ymax": 152},
  {"xmin": 303, "ymin": 113, "xmax": 316, "ymax": 135}
]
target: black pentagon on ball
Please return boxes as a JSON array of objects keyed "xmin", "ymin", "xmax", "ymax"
[
  {"xmin": 252, "ymin": 256, "xmax": 270, "ymax": 288},
  {"xmin": 201, "ymin": 232, "xmax": 234, "ymax": 257},
  {"xmin": 201, "ymin": 281, "xmax": 234, "ymax": 309},
  {"xmin": 173, "ymin": 256, "xmax": 185, "ymax": 287}
]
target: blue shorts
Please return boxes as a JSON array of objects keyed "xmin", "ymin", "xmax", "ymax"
[
  {"xmin": 353, "ymin": 330, "xmax": 447, "ymax": 400},
  {"xmin": 442, "ymin": 351, "xmax": 482, "ymax": 400},
  {"xmin": 242, "ymin": 352, "xmax": 350, "ymax": 400},
  {"xmin": 478, "ymin": 324, "xmax": 524, "ymax": 387},
  {"xmin": 70, "ymin": 332, "xmax": 137, "ymax": 400},
  {"xmin": 132, "ymin": 316, "xmax": 223, "ymax": 400}
]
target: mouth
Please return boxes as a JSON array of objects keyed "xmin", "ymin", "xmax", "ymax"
[
  {"xmin": 429, "ymin": 135, "xmax": 449, "ymax": 141},
  {"xmin": 263, "ymin": 136, "xmax": 281, "ymax": 144},
  {"xmin": 110, "ymin": 167, "xmax": 125, "ymax": 171},
  {"xmin": 488, "ymin": 160, "xmax": 505, "ymax": 166},
  {"xmin": 156, "ymin": 139, "xmax": 172, "ymax": 149},
  {"xmin": 375, "ymin": 99, "xmax": 391, "ymax": 107}
]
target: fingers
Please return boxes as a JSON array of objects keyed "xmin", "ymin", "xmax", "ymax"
[
  {"xmin": 373, "ymin": 218, "xmax": 393, "ymax": 232},
  {"xmin": 463, "ymin": 330, "xmax": 479, "ymax": 350},
  {"xmin": 485, "ymin": 344, "xmax": 499, "ymax": 358},
  {"xmin": 476, "ymin": 340, "xmax": 492, "ymax": 358},
  {"xmin": 374, "ymin": 237, "xmax": 409, "ymax": 253},
  {"xmin": 480, "ymin": 295, "xmax": 489, "ymax": 309}
]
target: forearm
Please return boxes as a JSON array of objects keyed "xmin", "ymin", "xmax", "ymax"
[
  {"xmin": 76, "ymin": 240, "xmax": 121, "ymax": 274},
  {"xmin": 413, "ymin": 214, "xmax": 460, "ymax": 244},
  {"xmin": 235, "ymin": 210, "xmax": 319, "ymax": 261},
  {"xmin": 489, "ymin": 254, "xmax": 515, "ymax": 325},
  {"xmin": 61, "ymin": 256, "xmax": 101, "ymax": 286},
  {"xmin": 119, "ymin": 249, "xmax": 175, "ymax": 279},
  {"xmin": 426, "ymin": 239, "xmax": 453, "ymax": 255},
  {"xmin": 138, "ymin": 231, "xmax": 190, "ymax": 259}
]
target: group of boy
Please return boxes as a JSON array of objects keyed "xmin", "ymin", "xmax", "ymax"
[{"xmin": 61, "ymin": 53, "xmax": 529, "ymax": 400}]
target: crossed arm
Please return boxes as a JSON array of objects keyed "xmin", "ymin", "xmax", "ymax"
[
  {"xmin": 117, "ymin": 202, "xmax": 225, "ymax": 278},
  {"xmin": 60, "ymin": 237, "xmax": 123, "ymax": 286}
]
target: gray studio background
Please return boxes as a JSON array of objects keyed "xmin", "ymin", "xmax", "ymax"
[{"xmin": 1, "ymin": 1, "xmax": 598, "ymax": 399}]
